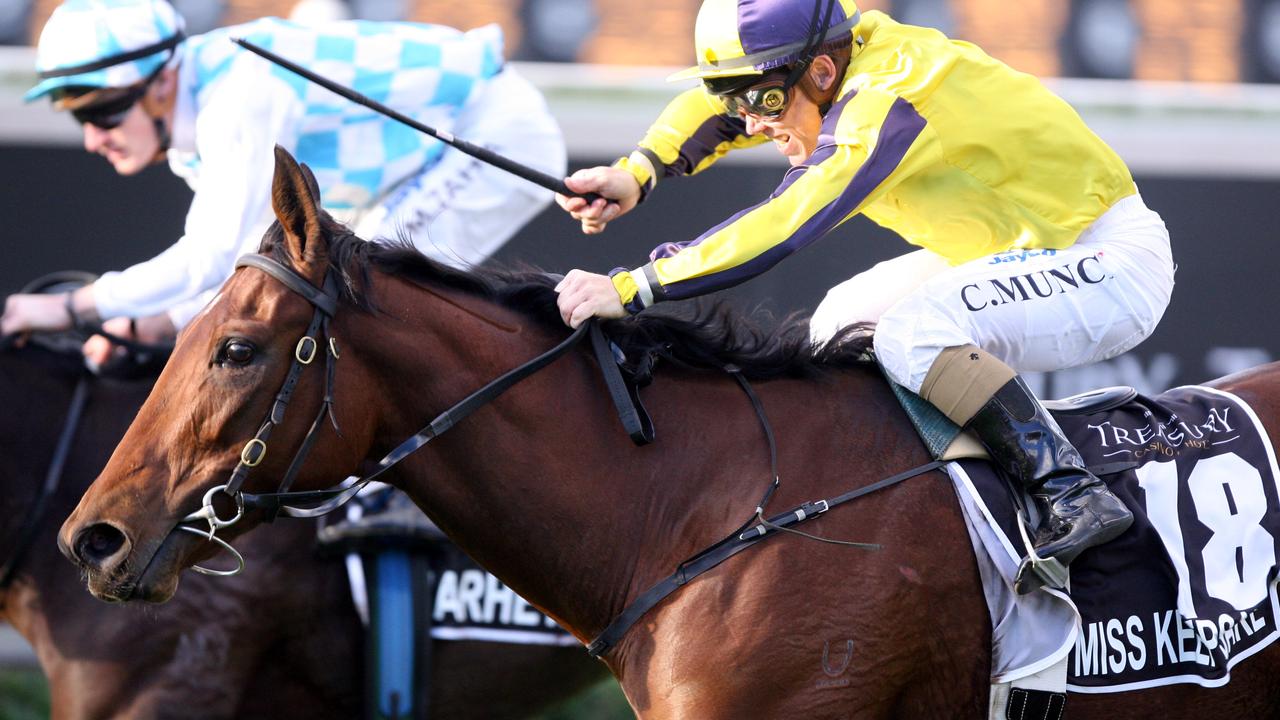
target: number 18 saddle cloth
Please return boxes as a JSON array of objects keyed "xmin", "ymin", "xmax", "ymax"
[{"xmin": 950, "ymin": 385, "xmax": 1280, "ymax": 693}]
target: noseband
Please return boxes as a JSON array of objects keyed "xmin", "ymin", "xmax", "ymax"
[{"xmin": 180, "ymin": 253, "xmax": 647, "ymax": 576}]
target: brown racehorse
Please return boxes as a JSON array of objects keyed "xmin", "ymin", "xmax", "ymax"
[
  {"xmin": 0, "ymin": 340, "xmax": 604, "ymax": 718},
  {"xmin": 60, "ymin": 148, "xmax": 1280, "ymax": 718}
]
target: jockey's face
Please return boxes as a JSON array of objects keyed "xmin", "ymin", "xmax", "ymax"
[
  {"xmin": 735, "ymin": 55, "xmax": 839, "ymax": 167},
  {"xmin": 740, "ymin": 84, "xmax": 824, "ymax": 167},
  {"xmin": 71, "ymin": 68, "xmax": 176, "ymax": 176},
  {"xmin": 80, "ymin": 101, "xmax": 162, "ymax": 176}
]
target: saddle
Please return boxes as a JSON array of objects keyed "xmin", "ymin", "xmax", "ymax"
[
  {"xmin": 920, "ymin": 378, "xmax": 1280, "ymax": 693},
  {"xmin": 885, "ymin": 372, "xmax": 1137, "ymax": 462}
]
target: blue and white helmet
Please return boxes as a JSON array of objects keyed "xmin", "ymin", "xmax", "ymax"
[{"xmin": 25, "ymin": 0, "xmax": 185, "ymax": 102}]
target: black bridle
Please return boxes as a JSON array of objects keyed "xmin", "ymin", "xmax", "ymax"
[
  {"xmin": 177, "ymin": 254, "xmax": 343, "ymax": 573},
  {"xmin": 180, "ymin": 253, "xmax": 651, "ymax": 574},
  {"xmin": 215, "ymin": 254, "xmax": 343, "ymax": 508}
]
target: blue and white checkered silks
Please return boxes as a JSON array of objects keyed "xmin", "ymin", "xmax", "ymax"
[
  {"xmin": 26, "ymin": 0, "xmax": 185, "ymax": 101},
  {"xmin": 183, "ymin": 18, "xmax": 504, "ymax": 211}
]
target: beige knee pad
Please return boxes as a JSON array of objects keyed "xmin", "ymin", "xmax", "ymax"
[{"xmin": 919, "ymin": 345, "xmax": 1016, "ymax": 426}]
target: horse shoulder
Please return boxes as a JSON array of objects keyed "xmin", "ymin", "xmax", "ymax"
[{"xmin": 1206, "ymin": 361, "xmax": 1280, "ymax": 440}]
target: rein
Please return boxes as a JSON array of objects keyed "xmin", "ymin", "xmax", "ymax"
[
  {"xmin": 180, "ymin": 253, "xmax": 651, "ymax": 575},
  {"xmin": 0, "ymin": 374, "xmax": 90, "ymax": 590},
  {"xmin": 64, "ymin": 292, "xmax": 176, "ymax": 359},
  {"xmin": 176, "ymin": 252, "xmax": 946, "ymax": 659}
]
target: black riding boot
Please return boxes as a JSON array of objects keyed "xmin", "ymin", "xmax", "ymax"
[{"xmin": 967, "ymin": 376, "xmax": 1133, "ymax": 594}]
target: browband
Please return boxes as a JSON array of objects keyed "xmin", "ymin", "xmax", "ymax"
[{"xmin": 236, "ymin": 254, "xmax": 339, "ymax": 317}]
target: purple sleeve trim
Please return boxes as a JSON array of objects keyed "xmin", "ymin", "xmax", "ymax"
[
  {"xmin": 658, "ymin": 95, "xmax": 927, "ymax": 300},
  {"xmin": 667, "ymin": 115, "xmax": 751, "ymax": 177}
]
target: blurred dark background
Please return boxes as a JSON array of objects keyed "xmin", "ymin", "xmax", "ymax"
[{"xmin": 1, "ymin": 0, "xmax": 1279, "ymax": 83}]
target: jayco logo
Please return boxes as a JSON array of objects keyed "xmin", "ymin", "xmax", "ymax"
[
  {"xmin": 987, "ymin": 248, "xmax": 1058, "ymax": 264},
  {"xmin": 961, "ymin": 255, "xmax": 1108, "ymax": 312}
]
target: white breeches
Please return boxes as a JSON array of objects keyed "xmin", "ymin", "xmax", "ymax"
[
  {"xmin": 350, "ymin": 67, "xmax": 567, "ymax": 268},
  {"xmin": 810, "ymin": 193, "xmax": 1175, "ymax": 393}
]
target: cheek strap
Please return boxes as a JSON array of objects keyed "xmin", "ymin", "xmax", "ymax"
[
  {"xmin": 140, "ymin": 77, "xmax": 177, "ymax": 161},
  {"xmin": 797, "ymin": 64, "xmax": 844, "ymax": 116}
]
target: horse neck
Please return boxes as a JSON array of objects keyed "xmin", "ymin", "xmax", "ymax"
[
  {"xmin": 343, "ymin": 274, "xmax": 910, "ymax": 646},
  {"xmin": 345, "ymin": 275, "xmax": 741, "ymax": 638}
]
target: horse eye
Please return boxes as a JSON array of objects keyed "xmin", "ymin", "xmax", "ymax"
[{"xmin": 221, "ymin": 339, "xmax": 256, "ymax": 366}]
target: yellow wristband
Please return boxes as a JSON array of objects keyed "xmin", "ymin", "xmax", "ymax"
[
  {"xmin": 613, "ymin": 149, "xmax": 659, "ymax": 201},
  {"xmin": 610, "ymin": 270, "xmax": 639, "ymax": 306}
]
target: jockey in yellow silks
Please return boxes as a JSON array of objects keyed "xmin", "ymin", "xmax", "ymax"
[{"xmin": 554, "ymin": 0, "xmax": 1175, "ymax": 595}]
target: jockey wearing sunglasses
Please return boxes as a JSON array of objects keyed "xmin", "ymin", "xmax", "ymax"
[
  {"xmin": 4, "ymin": 0, "xmax": 564, "ymax": 368},
  {"xmin": 63, "ymin": 67, "xmax": 163, "ymax": 131},
  {"xmin": 556, "ymin": 0, "xmax": 1174, "ymax": 597}
]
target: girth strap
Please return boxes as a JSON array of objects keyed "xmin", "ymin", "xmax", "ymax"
[{"xmin": 586, "ymin": 457, "xmax": 948, "ymax": 657}]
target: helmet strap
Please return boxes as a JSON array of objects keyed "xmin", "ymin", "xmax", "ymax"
[
  {"xmin": 150, "ymin": 116, "xmax": 171, "ymax": 161},
  {"xmin": 797, "ymin": 72, "xmax": 833, "ymax": 113},
  {"xmin": 801, "ymin": 42, "xmax": 853, "ymax": 114},
  {"xmin": 782, "ymin": 0, "xmax": 840, "ymax": 94},
  {"xmin": 139, "ymin": 66, "xmax": 178, "ymax": 162}
]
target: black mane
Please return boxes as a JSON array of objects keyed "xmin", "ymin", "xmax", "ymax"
[{"xmin": 260, "ymin": 221, "xmax": 873, "ymax": 380}]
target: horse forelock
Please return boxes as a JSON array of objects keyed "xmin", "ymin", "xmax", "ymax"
[{"xmin": 256, "ymin": 220, "xmax": 874, "ymax": 380}]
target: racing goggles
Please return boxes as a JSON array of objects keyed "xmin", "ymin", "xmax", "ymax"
[
  {"xmin": 718, "ymin": 78, "xmax": 794, "ymax": 120},
  {"xmin": 69, "ymin": 82, "xmax": 151, "ymax": 130}
]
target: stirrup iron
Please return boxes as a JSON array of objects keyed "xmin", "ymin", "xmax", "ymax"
[{"xmin": 1014, "ymin": 509, "xmax": 1068, "ymax": 592}]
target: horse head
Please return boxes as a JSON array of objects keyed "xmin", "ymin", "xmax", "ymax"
[{"xmin": 60, "ymin": 147, "xmax": 375, "ymax": 602}]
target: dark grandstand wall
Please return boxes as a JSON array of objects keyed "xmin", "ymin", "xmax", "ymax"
[{"xmin": 2, "ymin": 144, "xmax": 1275, "ymax": 396}]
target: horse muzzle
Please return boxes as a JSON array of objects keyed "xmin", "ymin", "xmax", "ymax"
[{"xmin": 63, "ymin": 520, "xmax": 131, "ymax": 576}]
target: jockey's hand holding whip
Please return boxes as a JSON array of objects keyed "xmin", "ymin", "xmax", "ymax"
[{"xmin": 556, "ymin": 166, "xmax": 641, "ymax": 235}]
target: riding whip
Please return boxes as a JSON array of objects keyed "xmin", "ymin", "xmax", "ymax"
[{"xmin": 232, "ymin": 37, "xmax": 600, "ymax": 203}]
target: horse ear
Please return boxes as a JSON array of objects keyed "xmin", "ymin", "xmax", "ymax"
[
  {"xmin": 270, "ymin": 145, "xmax": 328, "ymax": 283},
  {"xmin": 298, "ymin": 161, "xmax": 322, "ymax": 199}
]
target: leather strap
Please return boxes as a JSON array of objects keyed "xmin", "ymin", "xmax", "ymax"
[
  {"xmin": 242, "ymin": 320, "xmax": 587, "ymax": 516},
  {"xmin": 236, "ymin": 254, "xmax": 338, "ymax": 317},
  {"xmin": 1006, "ymin": 688, "xmax": 1067, "ymax": 720},
  {"xmin": 586, "ymin": 458, "xmax": 947, "ymax": 657},
  {"xmin": 0, "ymin": 375, "xmax": 90, "ymax": 588},
  {"xmin": 589, "ymin": 322, "xmax": 654, "ymax": 445},
  {"xmin": 243, "ymin": 317, "xmax": 654, "ymax": 517}
]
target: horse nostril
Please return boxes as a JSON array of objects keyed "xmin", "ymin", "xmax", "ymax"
[{"xmin": 74, "ymin": 523, "xmax": 127, "ymax": 569}]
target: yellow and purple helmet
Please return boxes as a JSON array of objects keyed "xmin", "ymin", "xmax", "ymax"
[{"xmin": 670, "ymin": 0, "xmax": 860, "ymax": 82}]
